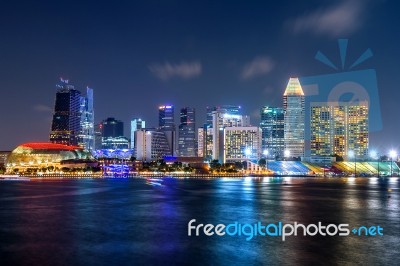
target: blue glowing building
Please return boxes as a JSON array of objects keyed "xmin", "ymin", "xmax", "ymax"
[{"xmin": 78, "ymin": 87, "xmax": 94, "ymax": 152}]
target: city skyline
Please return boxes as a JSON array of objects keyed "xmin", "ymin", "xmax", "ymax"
[
  {"xmin": 0, "ymin": 1, "xmax": 399, "ymax": 153},
  {"xmin": 1, "ymin": 2, "xmax": 400, "ymax": 265}
]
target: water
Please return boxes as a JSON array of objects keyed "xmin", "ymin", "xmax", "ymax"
[{"xmin": 0, "ymin": 177, "xmax": 399, "ymax": 265}]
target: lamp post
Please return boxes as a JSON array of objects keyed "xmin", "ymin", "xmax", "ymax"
[
  {"xmin": 348, "ymin": 150, "xmax": 356, "ymax": 177},
  {"xmin": 263, "ymin": 149, "xmax": 269, "ymax": 173},
  {"xmin": 245, "ymin": 148, "xmax": 251, "ymax": 173},
  {"xmin": 284, "ymin": 150, "xmax": 290, "ymax": 161},
  {"xmin": 370, "ymin": 150, "xmax": 379, "ymax": 177},
  {"xmin": 389, "ymin": 150, "xmax": 397, "ymax": 176}
]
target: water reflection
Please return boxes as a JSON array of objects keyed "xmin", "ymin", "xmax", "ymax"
[{"xmin": 0, "ymin": 177, "xmax": 399, "ymax": 265}]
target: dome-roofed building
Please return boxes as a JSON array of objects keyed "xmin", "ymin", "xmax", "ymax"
[{"xmin": 6, "ymin": 142, "xmax": 97, "ymax": 174}]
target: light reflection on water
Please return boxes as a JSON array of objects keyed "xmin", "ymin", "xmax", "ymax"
[{"xmin": 0, "ymin": 177, "xmax": 399, "ymax": 265}]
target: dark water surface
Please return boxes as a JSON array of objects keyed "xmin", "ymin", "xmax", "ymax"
[{"xmin": 0, "ymin": 177, "xmax": 399, "ymax": 265}]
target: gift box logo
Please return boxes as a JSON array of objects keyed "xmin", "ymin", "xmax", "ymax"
[{"xmin": 300, "ymin": 39, "xmax": 382, "ymax": 141}]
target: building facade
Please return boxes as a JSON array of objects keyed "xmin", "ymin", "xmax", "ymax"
[
  {"xmin": 347, "ymin": 104, "xmax": 369, "ymax": 157},
  {"xmin": 100, "ymin": 117, "xmax": 128, "ymax": 149},
  {"xmin": 178, "ymin": 107, "xmax": 196, "ymax": 157},
  {"xmin": 159, "ymin": 105, "xmax": 175, "ymax": 156},
  {"xmin": 50, "ymin": 78, "xmax": 82, "ymax": 146},
  {"xmin": 260, "ymin": 106, "xmax": 284, "ymax": 159},
  {"xmin": 130, "ymin": 118, "xmax": 145, "ymax": 150},
  {"xmin": 310, "ymin": 102, "xmax": 369, "ymax": 158},
  {"xmin": 94, "ymin": 123, "xmax": 102, "ymax": 150},
  {"xmin": 211, "ymin": 105, "xmax": 250, "ymax": 162},
  {"xmin": 283, "ymin": 77, "xmax": 305, "ymax": 158},
  {"xmin": 197, "ymin": 126, "xmax": 213, "ymax": 160},
  {"xmin": 78, "ymin": 87, "xmax": 94, "ymax": 152},
  {"xmin": 134, "ymin": 129, "xmax": 170, "ymax": 162},
  {"xmin": 223, "ymin": 126, "xmax": 262, "ymax": 163}
]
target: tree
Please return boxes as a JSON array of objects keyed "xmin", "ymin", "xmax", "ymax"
[
  {"xmin": 92, "ymin": 166, "xmax": 102, "ymax": 172},
  {"xmin": 61, "ymin": 167, "xmax": 70, "ymax": 173},
  {"xmin": 258, "ymin": 158, "xmax": 266, "ymax": 168},
  {"xmin": 210, "ymin": 160, "xmax": 221, "ymax": 169},
  {"xmin": 183, "ymin": 166, "xmax": 193, "ymax": 173},
  {"xmin": 209, "ymin": 160, "xmax": 222, "ymax": 173},
  {"xmin": 0, "ymin": 166, "xmax": 6, "ymax": 174},
  {"xmin": 234, "ymin": 161, "xmax": 244, "ymax": 170}
]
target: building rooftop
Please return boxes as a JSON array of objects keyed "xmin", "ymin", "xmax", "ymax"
[{"xmin": 283, "ymin": 77, "xmax": 304, "ymax": 96}]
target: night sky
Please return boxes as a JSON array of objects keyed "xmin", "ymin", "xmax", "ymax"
[{"xmin": 0, "ymin": 0, "xmax": 399, "ymax": 153}]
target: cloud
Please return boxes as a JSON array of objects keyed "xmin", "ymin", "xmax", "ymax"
[
  {"xmin": 251, "ymin": 109, "xmax": 260, "ymax": 119},
  {"xmin": 33, "ymin": 104, "xmax": 52, "ymax": 113},
  {"xmin": 241, "ymin": 57, "xmax": 274, "ymax": 80},
  {"xmin": 148, "ymin": 61, "xmax": 202, "ymax": 80},
  {"xmin": 263, "ymin": 86, "xmax": 275, "ymax": 95},
  {"xmin": 289, "ymin": 0, "xmax": 366, "ymax": 37}
]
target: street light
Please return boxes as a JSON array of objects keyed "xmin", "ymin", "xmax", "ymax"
[
  {"xmin": 348, "ymin": 150, "xmax": 356, "ymax": 177},
  {"xmin": 284, "ymin": 149, "xmax": 290, "ymax": 160},
  {"xmin": 263, "ymin": 149, "xmax": 269, "ymax": 172},
  {"xmin": 245, "ymin": 148, "xmax": 252, "ymax": 157},
  {"xmin": 389, "ymin": 150, "xmax": 397, "ymax": 176},
  {"xmin": 369, "ymin": 150, "xmax": 380, "ymax": 177},
  {"xmin": 244, "ymin": 148, "xmax": 252, "ymax": 174}
]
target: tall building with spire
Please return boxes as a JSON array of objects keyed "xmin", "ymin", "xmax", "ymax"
[
  {"xmin": 50, "ymin": 78, "xmax": 82, "ymax": 146},
  {"xmin": 283, "ymin": 77, "xmax": 305, "ymax": 158},
  {"xmin": 78, "ymin": 87, "xmax": 94, "ymax": 152}
]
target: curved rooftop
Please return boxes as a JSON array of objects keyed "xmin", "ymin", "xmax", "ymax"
[
  {"xmin": 7, "ymin": 142, "xmax": 91, "ymax": 167},
  {"xmin": 19, "ymin": 142, "xmax": 82, "ymax": 151}
]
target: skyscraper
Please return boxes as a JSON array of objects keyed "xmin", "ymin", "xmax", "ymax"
[
  {"xmin": 260, "ymin": 106, "xmax": 284, "ymax": 159},
  {"xmin": 50, "ymin": 78, "xmax": 82, "ymax": 146},
  {"xmin": 197, "ymin": 126, "xmax": 213, "ymax": 159},
  {"xmin": 178, "ymin": 107, "xmax": 196, "ymax": 157},
  {"xmin": 159, "ymin": 105, "xmax": 175, "ymax": 131},
  {"xmin": 283, "ymin": 78, "xmax": 305, "ymax": 158},
  {"xmin": 78, "ymin": 87, "xmax": 94, "ymax": 152},
  {"xmin": 159, "ymin": 105, "xmax": 175, "ymax": 156},
  {"xmin": 310, "ymin": 102, "xmax": 369, "ymax": 158},
  {"xmin": 347, "ymin": 104, "xmax": 369, "ymax": 157},
  {"xmin": 310, "ymin": 104, "xmax": 334, "ymax": 157},
  {"xmin": 205, "ymin": 106, "xmax": 214, "ymax": 127},
  {"xmin": 130, "ymin": 118, "xmax": 145, "ymax": 150},
  {"xmin": 197, "ymin": 106, "xmax": 218, "ymax": 161}
]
